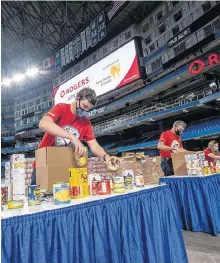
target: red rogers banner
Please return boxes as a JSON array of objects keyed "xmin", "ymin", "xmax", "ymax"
[{"xmin": 54, "ymin": 40, "xmax": 140, "ymax": 104}]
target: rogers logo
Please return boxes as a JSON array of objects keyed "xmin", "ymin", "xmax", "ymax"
[{"xmin": 60, "ymin": 77, "xmax": 89, "ymax": 98}]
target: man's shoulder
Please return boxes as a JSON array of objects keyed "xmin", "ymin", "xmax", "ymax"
[
  {"xmin": 204, "ymin": 148, "xmax": 211, "ymax": 154},
  {"xmin": 80, "ymin": 116, "xmax": 91, "ymax": 125}
]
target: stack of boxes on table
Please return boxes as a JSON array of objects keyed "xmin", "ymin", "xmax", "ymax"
[
  {"xmin": 3, "ymin": 155, "xmax": 35, "ymax": 200},
  {"xmin": 171, "ymin": 152, "xmax": 220, "ymax": 176}
]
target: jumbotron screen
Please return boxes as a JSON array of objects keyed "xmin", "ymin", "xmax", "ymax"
[{"xmin": 54, "ymin": 40, "xmax": 140, "ymax": 104}]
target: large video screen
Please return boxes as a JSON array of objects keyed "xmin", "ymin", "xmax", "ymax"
[{"xmin": 54, "ymin": 40, "xmax": 140, "ymax": 104}]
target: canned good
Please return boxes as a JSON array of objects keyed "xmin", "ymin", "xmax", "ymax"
[
  {"xmin": 69, "ymin": 168, "xmax": 89, "ymax": 199},
  {"xmin": 124, "ymin": 174, "xmax": 133, "ymax": 189},
  {"xmin": 135, "ymin": 175, "xmax": 144, "ymax": 187},
  {"xmin": 99, "ymin": 180, "xmax": 111, "ymax": 195},
  {"xmin": 53, "ymin": 183, "xmax": 70, "ymax": 205},
  {"xmin": 113, "ymin": 176, "xmax": 125, "ymax": 193},
  {"xmin": 28, "ymin": 185, "xmax": 41, "ymax": 206},
  {"xmin": 92, "ymin": 180, "xmax": 100, "ymax": 196},
  {"xmin": 8, "ymin": 200, "xmax": 24, "ymax": 209},
  {"xmin": 113, "ymin": 188, "xmax": 125, "ymax": 194},
  {"xmin": 1, "ymin": 186, "xmax": 8, "ymax": 206},
  {"xmin": 74, "ymin": 149, "xmax": 87, "ymax": 167}
]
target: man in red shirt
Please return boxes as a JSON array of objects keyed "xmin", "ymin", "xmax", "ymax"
[
  {"xmin": 31, "ymin": 88, "xmax": 120, "ymax": 184},
  {"xmin": 157, "ymin": 120, "xmax": 187, "ymax": 176}
]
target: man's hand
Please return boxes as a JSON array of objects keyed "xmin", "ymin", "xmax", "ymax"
[
  {"xmin": 105, "ymin": 155, "xmax": 121, "ymax": 171},
  {"xmin": 71, "ymin": 137, "xmax": 86, "ymax": 157}
]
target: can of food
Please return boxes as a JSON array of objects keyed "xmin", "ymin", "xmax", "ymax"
[
  {"xmin": 1, "ymin": 186, "xmax": 8, "ymax": 206},
  {"xmin": 99, "ymin": 179, "xmax": 111, "ymax": 195},
  {"xmin": 135, "ymin": 175, "xmax": 144, "ymax": 187},
  {"xmin": 124, "ymin": 174, "xmax": 133, "ymax": 189},
  {"xmin": 8, "ymin": 200, "xmax": 24, "ymax": 209},
  {"xmin": 28, "ymin": 185, "xmax": 41, "ymax": 206},
  {"xmin": 113, "ymin": 176, "xmax": 125, "ymax": 193},
  {"xmin": 74, "ymin": 149, "xmax": 87, "ymax": 167},
  {"xmin": 69, "ymin": 168, "xmax": 89, "ymax": 199},
  {"xmin": 53, "ymin": 182, "xmax": 70, "ymax": 205},
  {"xmin": 92, "ymin": 180, "xmax": 100, "ymax": 196}
]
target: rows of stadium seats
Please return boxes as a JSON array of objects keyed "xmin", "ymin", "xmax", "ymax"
[
  {"xmin": 94, "ymin": 90, "xmax": 220, "ymax": 134},
  {"xmin": 102, "ymin": 118, "xmax": 220, "ymax": 153}
]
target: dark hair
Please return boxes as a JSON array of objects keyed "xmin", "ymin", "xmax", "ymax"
[{"xmin": 77, "ymin": 88, "xmax": 97, "ymax": 106}]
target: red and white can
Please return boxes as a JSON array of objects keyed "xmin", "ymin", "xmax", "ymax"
[{"xmin": 99, "ymin": 179, "xmax": 111, "ymax": 195}]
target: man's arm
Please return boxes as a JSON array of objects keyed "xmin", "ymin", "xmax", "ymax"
[
  {"xmin": 87, "ymin": 139, "xmax": 108, "ymax": 159},
  {"xmin": 39, "ymin": 116, "xmax": 75, "ymax": 140},
  {"xmin": 87, "ymin": 139, "xmax": 120, "ymax": 165},
  {"xmin": 207, "ymin": 153, "xmax": 220, "ymax": 159},
  {"xmin": 39, "ymin": 116, "xmax": 85, "ymax": 156},
  {"xmin": 157, "ymin": 142, "xmax": 186, "ymax": 152}
]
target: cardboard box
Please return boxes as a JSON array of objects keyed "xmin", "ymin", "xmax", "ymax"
[
  {"xmin": 171, "ymin": 152, "xmax": 195, "ymax": 176},
  {"xmin": 36, "ymin": 147, "xmax": 87, "ymax": 191}
]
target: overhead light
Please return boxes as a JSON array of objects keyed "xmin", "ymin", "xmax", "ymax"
[
  {"xmin": 217, "ymin": 98, "xmax": 220, "ymax": 101},
  {"xmin": 182, "ymin": 109, "xmax": 189, "ymax": 113},
  {"xmin": 2, "ymin": 78, "xmax": 12, "ymax": 86},
  {"xmin": 13, "ymin": 74, "xmax": 25, "ymax": 82},
  {"xmin": 149, "ymin": 118, "xmax": 155, "ymax": 122},
  {"xmin": 26, "ymin": 68, "xmax": 39, "ymax": 77}
]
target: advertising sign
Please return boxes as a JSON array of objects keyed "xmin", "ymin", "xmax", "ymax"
[
  {"xmin": 54, "ymin": 40, "xmax": 140, "ymax": 105},
  {"xmin": 188, "ymin": 53, "xmax": 219, "ymax": 74},
  {"xmin": 168, "ymin": 27, "xmax": 191, "ymax": 47}
]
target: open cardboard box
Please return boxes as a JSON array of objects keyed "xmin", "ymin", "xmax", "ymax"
[
  {"xmin": 36, "ymin": 147, "xmax": 87, "ymax": 191},
  {"xmin": 171, "ymin": 152, "xmax": 196, "ymax": 176}
]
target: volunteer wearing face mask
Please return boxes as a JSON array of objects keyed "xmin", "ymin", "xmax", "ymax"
[
  {"xmin": 204, "ymin": 140, "xmax": 220, "ymax": 165},
  {"xmin": 31, "ymin": 88, "xmax": 120, "ymax": 184},
  {"xmin": 157, "ymin": 120, "xmax": 187, "ymax": 176}
]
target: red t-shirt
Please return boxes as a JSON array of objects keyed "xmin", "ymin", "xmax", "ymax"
[
  {"xmin": 33, "ymin": 103, "xmax": 95, "ymax": 168},
  {"xmin": 159, "ymin": 130, "xmax": 183, "ymax": 158},
  {"xmin": 204, "ymin": 148, "xmax": 214, "ymax": 165}
]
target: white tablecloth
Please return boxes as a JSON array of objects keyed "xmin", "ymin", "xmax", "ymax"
[{"xmin": 2, "ymin": 184, "xmax": 160, "ymax": 219}]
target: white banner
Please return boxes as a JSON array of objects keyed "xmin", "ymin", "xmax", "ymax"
[{"xmin": 54, "ymin": 40, "xmax": 140, "ymax": 104}]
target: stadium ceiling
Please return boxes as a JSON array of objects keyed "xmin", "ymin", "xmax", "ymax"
[{"xmin": 1, "ymin": 1, "xmax": 160, "ymax": 77}]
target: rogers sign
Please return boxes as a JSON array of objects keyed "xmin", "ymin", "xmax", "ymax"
[
  {"xmin": 54, "ymin": 40, "xmax": 140, "ymax": 104},
  {"xmin": 188, "ymin": 53, "xmax": 219, "ymax": 74},
  {"xmin": 59, "ymin": 77, "xmax": 89, "ymax": 98}
]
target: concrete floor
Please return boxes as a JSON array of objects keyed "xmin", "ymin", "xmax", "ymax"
[{"xmin": 183, "ymin": 231, "xmax": 220, "ymax": 263}]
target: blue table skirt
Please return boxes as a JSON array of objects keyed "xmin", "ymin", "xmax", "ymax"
[
  {"xmin": 160, "ymin": 174, "xmax": 220, "ymax": 236},
  {"xmin": 1, "ymin": 186, "xmax": 188, "ymax": 263}
]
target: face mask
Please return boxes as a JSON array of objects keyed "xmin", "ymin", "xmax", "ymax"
[
  {"xmin": 76, "ymin": 99, "xmax": 91, "ymax": 117},
  {"xmin": 175, "ymin": 129, "xmax": 181, "ymax": 136},
  {"xmin": 76, "ymin": 107, "xmax": 86, "ymax": 117},
  {"xmin": 214, "ymin": 146, "xmax": 219, "ymax": 151}
]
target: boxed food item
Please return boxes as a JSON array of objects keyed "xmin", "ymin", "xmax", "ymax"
[
  {"xmin": 69, "ymin": 168, "xmax": 89, "ymax": 198},
  {"xmin": 36, "ymin": 147, "xmax": 86, "ymax": 191},
  {"xmin": 10, "ymin": 154, "xmax": 26, "ymax": 200}
]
